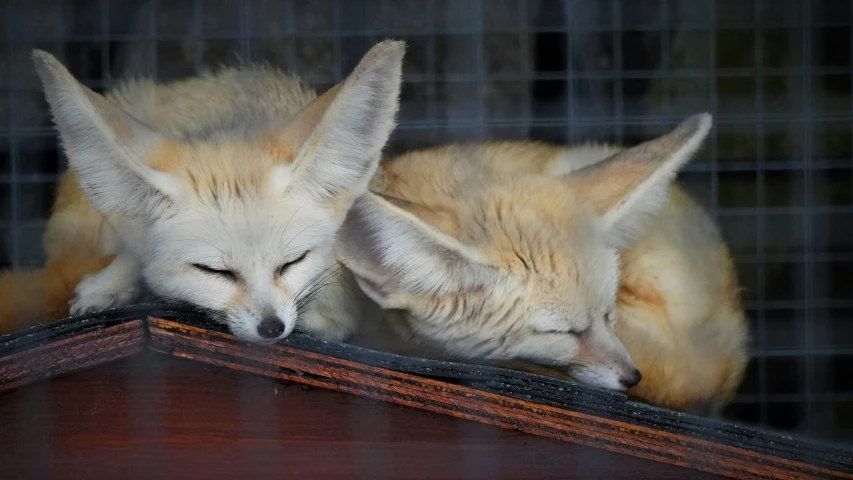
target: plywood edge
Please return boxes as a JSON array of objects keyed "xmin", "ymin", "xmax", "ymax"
[
  {"xmin": 0, "ymin": 307, "xmax": 849, "ymax": 478},
  {"xmin": 0, "ymin": 319, "xmax": 145, "ymax": 393},
  {"xmin": 148, "ymin": 315, "xmax": 853, "ymax": 480}
]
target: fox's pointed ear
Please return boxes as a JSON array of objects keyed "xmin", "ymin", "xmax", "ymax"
[
  {"xmin": 565, "ymin": 113, "xmax": 712, "ymax": 248},
  {"xmin": 274, "ymin": 40, "xmax": 405, "ymax": 210},
  {"xmin": 32, "ymin": 50, "xmax": 180, "ymax": 218},
  {"xmin": 335, "ymin": 192, "xmax": 494, "ymax": 310}
]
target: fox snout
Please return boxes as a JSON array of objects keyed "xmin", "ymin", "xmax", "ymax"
[
  {"xmin": 567, "ymin": 356, "xmax": 642, "ymax": 391},
  {"xmin": 620, "ymin": 367, "xmax": 642, "ymax": 389},
  {"xmin": 567, "ymin": 358, "xmax": 642, "ymax": 392},
  {"xmin": 223, "ymin": 301, "xmax": 298, "ymax": 344},
  {"xmin": 257, "ymin": 315, "xmax": 286, "ymax": 339},
  {"xmin": 567, "ymin": 320, "xmax": 642, "ymax": 391}
]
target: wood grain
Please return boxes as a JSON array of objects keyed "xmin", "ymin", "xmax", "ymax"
[
  {"xmin": 0, "ymin": 311, "xmax": 849, "ymax": 479},
  {"xmin": 0, "ymin": 319, "xmax": 145, "ymax": 393},
  {"xmin": 148, "ymin": 317, "xmax": 853, "ymax": 480},
  {"xmin": 0, "ymin": 353, "xmax": 721, "ymax": 480}
]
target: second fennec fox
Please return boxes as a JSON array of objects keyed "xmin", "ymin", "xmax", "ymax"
[
  {"xmin": 338, "ymin": 114, "xmax": 749, "ymax": 414},
  {"xmin": 0, "ymin": 40, "xmax": 404, "ymax": 342}
]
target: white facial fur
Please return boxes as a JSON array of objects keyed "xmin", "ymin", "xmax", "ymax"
[
  {"xmin": 339, "ymin": 114, "xmax": 712, "ymax": 391},
  {"xmin": 140, "ymin": 178, "xmax": 340, "ymax": 342},
  {"xmin": 343, "ymin": 194, "xmax": 638, "ymax": 390},
  {"xmin": 32, "ymin": 40, "xmax": 405, "ymax": 342}
]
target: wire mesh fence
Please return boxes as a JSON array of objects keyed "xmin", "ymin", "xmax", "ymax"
[{"xmin": 1, "ymin": 0, "xmax": 851, "ymax": 443}]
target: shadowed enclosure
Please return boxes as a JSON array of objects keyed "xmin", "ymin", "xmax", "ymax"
[{"xmin": 0, "ymin": 0, "xmax": 852, "ymax": 443}]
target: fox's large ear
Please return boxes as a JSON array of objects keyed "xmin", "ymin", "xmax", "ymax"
[
  {"xmin": 336, "ymin": 192, "xmax": 494, "ymax": 310},
  {"xmin": 33, "ymin": 50, "xmax": 179, "ymax": 216},
  {"xmin": 565, "ymin": 113, "xmax": 712, "ymax": 248},
  {"xmin": 273, "ymin": 40, "xmax": 404, "ymax": 210},
  {"xmin": 32, "ymin": 50, "xmax": 181, "ymax": 219}
]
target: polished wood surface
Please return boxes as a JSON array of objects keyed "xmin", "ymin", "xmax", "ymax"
[
  {"xmin": 0, "ymin": 319, "xmax": 144, "ymax": 392},
  {"xmin": 0, "ymin": 353, "xmax": 721, "ymax": 479},
  {"xmin": 149, "ymin": 317, "xmax": 853, "ymax": 480},
  {"xmin": 0, "ymin": 313, "xmax": 849, "ymax": 479}
]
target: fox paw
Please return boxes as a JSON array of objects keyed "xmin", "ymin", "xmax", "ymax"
[{"xmin": 68, "ymin": 272, "xmax": 138, "ymax": 316}]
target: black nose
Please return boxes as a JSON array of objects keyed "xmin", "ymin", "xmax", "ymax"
[
  {"xmin": 257, "ymin": 316, "xmax": 285, "ymax": 339},
  {"xmin": 620, "ymin": 368, "xmax": 642, "ymax": 388}
]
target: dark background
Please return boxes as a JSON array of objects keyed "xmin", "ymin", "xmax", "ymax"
[{"xmin": 0, "ymin": 0, "xmax": 851, "ymax": 444}]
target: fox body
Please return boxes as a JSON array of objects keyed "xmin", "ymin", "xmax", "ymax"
[
  {"xmin": 0, "ymin": 46, "xmax": 746, "ymax": 414},
  {"xmin": 338, "ymin": 115, "xmax": 749, "ymax": 414},
  {"xmin": 0, "ymin": 41, "xmax": 404, "ymax": 342}
]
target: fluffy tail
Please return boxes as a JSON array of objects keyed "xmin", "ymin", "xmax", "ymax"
[{"xmin": 0, "ymin": 255, "xmax": 114, "ymax": 336}]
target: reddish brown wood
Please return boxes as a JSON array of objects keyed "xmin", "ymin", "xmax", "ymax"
[
  {"xmin": 148, "ymin": 317, "xmax": 852, "ymax": 480},
  {"xmin": 0, "ymin": 353, "xmax": 721, "ymax": 479},
  {"xmin": 0, "ymin": 314, "xmax": 848, "ymax": 479},
  {"xmin": 0, "ymin": 320, "xmax": 145, "ymax": 392}
]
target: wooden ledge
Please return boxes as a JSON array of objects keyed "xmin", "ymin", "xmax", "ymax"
[{"xmin": 1, "ymin": 306, "xmax": 851, "ymax": 479}]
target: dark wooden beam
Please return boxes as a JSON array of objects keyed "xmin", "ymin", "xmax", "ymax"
[
  {"xmin": 148, "ymin": 316, "xmax": 853, "ymax": 480},
  {"xmin": 0, "ymin": 319, "xmax": 145, "ymax": 393},
  {"xmin": 0, "ymin": 353, "xmax": 722, "ymax": 479},
  {"xmin": 0, "ymin": 308, "xmax": 850, "ymax": 479}
]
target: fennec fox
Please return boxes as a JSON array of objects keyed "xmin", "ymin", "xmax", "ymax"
[
  {"xmin": 0, "ymin": 40, "xmax": 404, "ymax": 343},
  {"xmin": 338, "ymin": 114, "xmax": 749, "ymax": 414}
]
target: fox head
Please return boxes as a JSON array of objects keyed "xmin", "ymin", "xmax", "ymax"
[
  {"xmin": 32, "ymin": 41, "xmax": 404, "ymax": 343},
  {"xmin": 338, "ymin": 114, "xmax": 712, "ymax": 391}
]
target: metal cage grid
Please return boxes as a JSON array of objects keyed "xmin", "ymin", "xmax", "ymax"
[{"xmin": 1, "ymin": 0, "xmax": 852, "ymax": 442}]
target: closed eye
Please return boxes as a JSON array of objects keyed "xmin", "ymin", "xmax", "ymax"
[
  {"xmin": 542, "ymin": 328, "xmax": 586, "ymax": 336},
  {"xmin": 568, "ymin": 326, "xmax": 588, "ymax": 336},
  {"xmin": 277, "ymin": 250, "xmax": 310, "ymax": 277},
  {"xmin": 192, "ymin": 263, "xmax": 238, "ymax": 281}
]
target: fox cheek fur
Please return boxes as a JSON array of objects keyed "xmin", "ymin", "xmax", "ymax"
[
  {"xmin": 337, "ymin": 113, "xmax": 748, "ymax": 407},
  {"xmin": 26, "ymin": 39, "xmax": 405, "ymax": 343}
]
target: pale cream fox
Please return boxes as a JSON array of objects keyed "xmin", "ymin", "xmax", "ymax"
[
  {"xmin": 0, "ymin": 40, "xmax": 404, "ymax": 343},
  {"xmin": 337, "ymin": 114, "xmax": 749, "ymax": 414}
]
